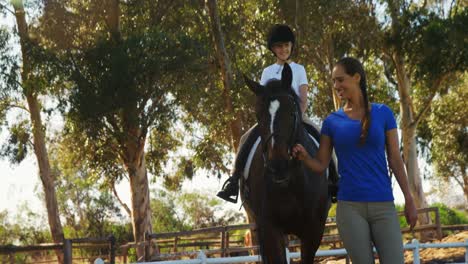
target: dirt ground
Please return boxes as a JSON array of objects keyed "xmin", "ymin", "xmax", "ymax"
[
  {"xmin": 316, "ymin": 231, "xmax": 468, "ymax": 264},
  {"xmin": 403, "ymin": 231, "xmax": 468, "ymax": 264}
]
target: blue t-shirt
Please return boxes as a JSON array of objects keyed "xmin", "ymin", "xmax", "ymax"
[{"xmin": 321, "ymin": 103, "xmax": 397, "ymax": 202}]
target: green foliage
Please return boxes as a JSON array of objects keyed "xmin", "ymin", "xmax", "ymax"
[
  {"xmin": 0, "ymin": 205, "xmax": 52, "ymax": 246},
  {"xmin": 432, "ymin": 203, "xmax": 468, "ymax": 225},
  {"xmin": 396, "ymin": 203, "xmax": 468, "ymax": 228},
  {"xmin": 400, "ymin": 8, "xmax": 468, "ymax": 83},
  {"xmin": 49, "ymin": 133, "xmax": 130, "ymax": 240},
  {"xmin": 176, "ymin": 191, "xmax": 245, "ymax": 228},
  {"xmin": 0, "ymin": 120, "xmax": 30, "ymax": 163},
  {"xmin": 421, "ymin": 74, "xmax": 467, "ymax": 197},
  {"xmin": 150, "ymin": 189, "xmax": 245, "ymax": 232}
]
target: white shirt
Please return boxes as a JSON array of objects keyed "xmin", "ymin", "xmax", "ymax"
[{"xmin": 260, "ymin": 62, "xmax": 308, "ymax": 96}]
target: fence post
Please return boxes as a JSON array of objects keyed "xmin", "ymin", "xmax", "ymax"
[
  {"xmin": 63, "ymin": 239, "xmax": 72, "ymax": 264},
  {"xmin": 144, "ymin": 232, "xmax": 150, "ymax": 262},
  {"xmin": 434, "ymin": 208, "xmax": 442, "ymax": 239},
  {"xmin": 174, "ymin": 236, "xmax": 179, "ymax": 253},
  {"xmin": 221, "ymin": 228, "xmax": 226, "ymax": 257},
  {"xmin": 412, "ymin": 239, "xmax": 420, "ymax": 264},
  {"xmin": 197, "ymin": 250, "xmax": 207, "ymax": 264},
  {"xmin": 108, "ymin": 235, "xmax": 116, "ymax": 264},
  {"xmin": 225, "ymin": 228, "xmax": 230, "ymax": 256},
  {"xmin": 465, "ymin": 239, "xmax": 468, "ymax": 263}
]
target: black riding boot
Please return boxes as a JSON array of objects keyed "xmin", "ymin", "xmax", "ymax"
[{"xmin": 217, "ymin": 125, "xmax": 260, "ymax": 203}]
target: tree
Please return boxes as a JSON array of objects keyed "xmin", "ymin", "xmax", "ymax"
[
  {"xmin": 279, "ymin": 0, "xmax": 384, "ymax": 115},
  {"xmin": 382, "ymin": 0, "xmax": 468, "ymax": 214},
  {"xmin": 48, "ymin": 134, "xmax": 129, "ymax": 238},
  {"xmin": 176, "ymin": 191, "xmax": 245, "ymax": 229},
  {"xmin": 426, "ymin": 75, "xmax": 468, "ymax": 204},
  {"xmin": 0, "ymin": 1, "xmax": 64, "ymax": 260},
  {"xmin": 40, "ymin": 0, "xmax": 208, "ymax": 259}
]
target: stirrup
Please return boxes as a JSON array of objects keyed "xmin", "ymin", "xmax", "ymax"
[
  {"xmin": 216, "ymin": 178, "xmax": 239, "ymax": 203},
  {"xmin": 217, "ymin": 190, "xmax": 238, "ymax": 203}
]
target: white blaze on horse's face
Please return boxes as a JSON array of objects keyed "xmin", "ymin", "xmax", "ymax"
[{"xmin": 268, "ymin": 100, "xmax": 280, "ymax": 148}]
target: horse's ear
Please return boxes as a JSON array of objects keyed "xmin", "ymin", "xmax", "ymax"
[
  {"xmin": 243, "ymin": 74, "xmax": 264, "ymax": 95},
  {"xmin": 281, "ymin": 63, "xmax": 293, "ymax": 90}
]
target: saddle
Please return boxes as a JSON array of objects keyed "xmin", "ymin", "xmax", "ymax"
[{"xmin": 241, "ymin": 129, "xmax": 339, "ymax": 203}]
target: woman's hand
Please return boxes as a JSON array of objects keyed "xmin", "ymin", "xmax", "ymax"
[
  {"xmin": 404, "ymin": 195, "xmax": 418, "ymax": 230},
  {"xmin": 292, "ymin": 144, "xmax": 311, "ymax": 161}
]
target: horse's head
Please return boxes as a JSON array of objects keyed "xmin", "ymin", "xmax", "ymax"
[{"xmin": 244, "ymin": 63, "xmax": 303, "ymax": 184}]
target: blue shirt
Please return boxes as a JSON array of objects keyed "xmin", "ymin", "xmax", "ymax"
[{"xmin": 321, "ymin": 103, "xmax": 397, "ymax": 202}]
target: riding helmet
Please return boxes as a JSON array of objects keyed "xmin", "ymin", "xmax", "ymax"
[{"xmin": 267, "ymin": 24, "xmax": 295, "ymax": 54}]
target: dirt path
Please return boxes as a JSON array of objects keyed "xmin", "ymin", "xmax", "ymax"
[{"xmin": 316, "ymin": 231, "xmax": 468, "ymax": 264}]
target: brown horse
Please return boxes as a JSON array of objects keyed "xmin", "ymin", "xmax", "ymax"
[{"xmin": 241, "ymin": 63, "xmax": 332, "ymax": 264}]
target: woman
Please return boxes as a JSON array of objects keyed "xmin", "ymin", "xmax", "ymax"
[
  {"xmin": 217, "ymin": 24, "xmax": 319, "ymax": 203},
  {"xmin": 292, "ymin": 57, "xmax": 417, "ymax": 263}
]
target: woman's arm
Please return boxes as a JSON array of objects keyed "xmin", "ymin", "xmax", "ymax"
[
  {"xmin": 292, "ymin": 134, "xmax": 333, "ymax": 174},
  {"xmin": 299, "ymin": 84, "xmax": 308, "ymax": 114},
  {"xmin": 386, "ymin": 128, "xmax": 418, "ymax": 230}
]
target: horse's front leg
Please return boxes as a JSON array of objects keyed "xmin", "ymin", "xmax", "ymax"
[
  {"xmin": 258, "ymin": 222, "xmax": 288, "ymax": 264},
  {"xmin": 300, "ymin": 224, "xmax": 325, "ymax": 264},
  {"xmin": 300, "ymin": 236, "xmax": 320, "ymax": 264}
]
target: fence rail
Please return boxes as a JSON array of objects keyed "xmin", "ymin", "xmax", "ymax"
[
  {"xmin": 143, "ymin": 207, "xmax": 446, "ymax": 261},
  {"xmin": 130, "ymin": 239, "xmax": 468, "ymax": 264},
  {"xmin": 1, "ymin": 207, "xmax": 467, "ymax": 263},
  {"xmin": 0, "ymin": 236, "xmax": 116, "ymax": 264}
]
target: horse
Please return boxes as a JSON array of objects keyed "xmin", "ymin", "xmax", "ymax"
[{"xmin": 240, "ymin": 63, "xmax": 334, "ymax": 264}]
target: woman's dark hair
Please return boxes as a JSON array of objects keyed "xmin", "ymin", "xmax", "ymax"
[
  {"xmin": 336, "ymin": 57, "xmax": 370, "ymax": 145},
  {"xmin": 267, "ymin": 24, "xmax": 295, "ymax": 57}
]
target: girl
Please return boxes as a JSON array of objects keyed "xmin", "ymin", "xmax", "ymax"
[{"xmin": 217, "ymin": 24, "xmax": 321, "ymax": 203}]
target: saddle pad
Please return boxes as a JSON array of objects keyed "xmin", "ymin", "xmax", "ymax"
[{"xmin": 242, "ymin": 133, "xmax": 328, "ymax": 180}]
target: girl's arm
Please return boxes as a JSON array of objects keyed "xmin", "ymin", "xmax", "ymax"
[
  {"xmin": 299, "ymin": 84, "xmax": 308, "ymax": 114},
  {"xmin": 292, "ymin": 134, "xmax": 333, "ymax": 174},
  {"xmin": 386, "ymin": 128, "xmax": 418, "ymax": 230}
]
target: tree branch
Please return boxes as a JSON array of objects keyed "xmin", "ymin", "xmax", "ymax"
[
  {"xmin": 2, "ymin": 102, "xmax": 30, "ymax": 113},
  {"xmin": 412, "ymin": 74, "xmax": 447, "ymax": 126},
  {"xmin": 0, "ymin": 2, "xmax": 15, "ymax": 15},
  {"xmin": 382, "ymin": 54, "xmax": 398, "ymax": 87},
  {"xmin": 111, "ymin": 181, "xmax": 131, "ymax": 217}
]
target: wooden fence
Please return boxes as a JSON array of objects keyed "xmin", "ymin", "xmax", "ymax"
[
  {"xmin": 0, "ymin": 236, "xmax": 116, "ymax": 264},
  {"xmin": 140, "ymin": 207, "xmax": 450, "ymax": 261},
  {"xmin": 1, "ymin": 207, "xmax": 466, "ymax": 263}
]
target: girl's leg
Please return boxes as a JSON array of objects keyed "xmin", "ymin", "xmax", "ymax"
[
  {"xmin": 368, "ymin": 202, "xmax": 405, "ymax": 264},
  {"xmin": 217, "ymin": 125, "xmax": 259, "ymax": 203},
  {"xmin": 337, "ymin": 201, "xmax": 375, "ymax": 264}
]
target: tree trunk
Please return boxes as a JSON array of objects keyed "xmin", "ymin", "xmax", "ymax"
[
  {"xmin": 462, "ymin": 167, "xmax": 468, "ymax": 205},
  {"xmin": 392, "ymin": 53, "xmax": 430, "ymax": 227},
  {"xmin": 13, "ymin": 1, "xmax": 64, "ymax": 262},
  {"xmin": 387, "ymin": 0, "xmax": 429, "ymax": 220},
  {"xmin": 122, "ymin": 122, "xmax": 152, "ymax": 261},
  {"xmin": 126, "ymin": 150, "xmax": 152, "ymax": 261},
  {"xmin": 206, "ymin": 0, "xmax": 243, "ymax": 151}
]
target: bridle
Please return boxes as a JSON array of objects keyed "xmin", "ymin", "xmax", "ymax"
[{"xmin": 261, "ymin": 93, "xmax": 301, "ymax": 184}]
